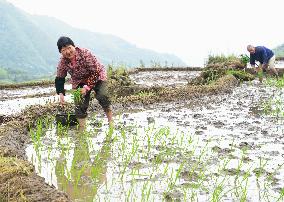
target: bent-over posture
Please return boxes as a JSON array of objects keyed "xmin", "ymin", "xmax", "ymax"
[
  {"xmin": 247, "ymin": 45, "xmax": 278, "ymax": 82},
  {"xmin": 55, "ymin": 36, "xmax": 113, "ymax": 129}
]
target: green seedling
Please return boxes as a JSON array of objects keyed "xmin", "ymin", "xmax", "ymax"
[{"xmin": 71, "ymin": 88, "xmax": 83, "ymax": 103}]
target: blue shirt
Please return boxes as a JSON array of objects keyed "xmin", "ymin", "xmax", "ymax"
[{"xmin": 250, "ymin": 46, "xmax": 274, "ymax": 65}]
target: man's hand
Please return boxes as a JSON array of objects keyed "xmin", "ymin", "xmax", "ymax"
[
  {"xmin": 251, "ymin": 65, "xmax": 259, "ymax": 74},
  {"xmin": 262, "ymin": 63, "xmax": 268, "ymax": 70},
  {"xmin": 59, "ymin": 93, "xmax": 65, "ymax": 106}
]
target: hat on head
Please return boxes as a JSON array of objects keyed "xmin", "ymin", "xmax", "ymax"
[{"xmin": 57, "ymin": 36, "xmax": 75, "ymax": 53}]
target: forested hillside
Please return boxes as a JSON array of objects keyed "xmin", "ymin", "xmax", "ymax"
[{"xmin": 0, "ymin": 0, "xmax": 185, "ymax": 82}]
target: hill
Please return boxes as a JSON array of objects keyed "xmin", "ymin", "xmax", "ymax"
[{"xmin": 0, "ymin": 0, "xmax": 185, "ymax": 82}]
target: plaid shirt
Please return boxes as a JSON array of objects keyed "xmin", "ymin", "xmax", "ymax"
[{"xmin": 57, "ymin": 47, "xmax": 106, "ymax": 89}]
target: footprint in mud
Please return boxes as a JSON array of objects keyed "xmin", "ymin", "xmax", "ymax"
[
  {"xmin": 265, "ymin": 150, "xmax": 280, "ymax": 157},
  {"xmin": 181, "ymin": 121, "xmax": 191, "ymax": 126},
  {"xmin": 195, "ymin": 130, "xmax": 204, "ymax": 135},
  {"xmin": 212, "ymin": 120, "xmax": 225, "ymax": 128},
  {"xmin": 128, "ymin": 161, "xmax": 145, "ymax": 169},
  {"xmin": 193, "ymin": 113, "xmax": 202, "ymax": 119},
  {"xmin": 222, "ymin": 168, "xmax": 248, "ymax": 176},
  {"xmin": 180, "ymin": 170, "xmax": 200, "ymax": 182},
  {"xmin": 164, "ymin": 190, "xmax": 183, "ymax": 202},
  {"xmin": 235, "ymin": 121, "xmax": 249, "ymax": 128},
  {"xmin": 212, "ymin": 146, "xmax": 234, "ymax": 155},
  {"xmin": 249, "ymin": 106, "xmax": 263, "ymax": 116},
  {"xmin": 122, "ymin": 113, "xmax": 130, "ymax": 118},
  {"xmin": 236, "ymin": 142, "xmax": 255, "ymax": 150},
  {"xmin": 196, "ymin": 125, "xmax": 207, "ymax": 130},
  {"xmin": 89, "ymin": 121, "xmax": 103, "ymax": 128},
  {"xmin": 253, "ymin": 167, "xmax": 272, "ymax": 178},
  {"xmin": 147, "ymin": 116, "xmax": 155, "ymax": 124}
]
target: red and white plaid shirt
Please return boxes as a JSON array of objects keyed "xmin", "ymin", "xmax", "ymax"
[{"xmin": 57, "ymin": 47, "xmax": 107, "ymax": 89}]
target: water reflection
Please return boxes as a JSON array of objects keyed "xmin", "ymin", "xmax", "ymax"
[
  {"xmin": 25, "ymin": 79, "xmax": 284, "ymax": 201},
  {"xmin": 55, "ymin": 129, "xmax": 112, "ymax": 201}
]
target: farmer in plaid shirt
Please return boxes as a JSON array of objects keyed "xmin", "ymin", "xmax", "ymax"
[{"xmin": 55, "ymin": 36, "xmax": 113, "ymax": 129}]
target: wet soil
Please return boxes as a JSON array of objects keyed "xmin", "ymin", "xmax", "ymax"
[
  {"xmin": 129, "ymin": 71, "xmax": 201, "ymax": 87},
  {"xmin": 0, "ymin": 69, "xmax": 205, "ymax": 201},
  {"xmin": 0, "ymin": 156, "xmax": 69, "ymax": 202},
  {"xmin": 25, "ymin": 78, "xmax": 284, "ymax": 201},
  {"xmin": 1, "ymin": 67, "xmax": 282, "ymax": 201},
  {"xmin": 0, "ymin": 104, "xmax": 73, "ymax": 201}
]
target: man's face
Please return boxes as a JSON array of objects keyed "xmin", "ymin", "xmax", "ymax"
[
  {"xmin": 248, "ymin": 47, "xmax": 255, "ymax": 54},
  {"xmin": 61, "ymin": 45, "xmax": 76, "ymax": 59}
]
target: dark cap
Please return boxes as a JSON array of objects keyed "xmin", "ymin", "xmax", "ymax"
[{"xmin": 57, "ymin": 36, "xmax": 75, "ymax": 53}]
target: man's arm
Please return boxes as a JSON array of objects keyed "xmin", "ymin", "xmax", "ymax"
[
  {"xmin": 261, "ymin": 48, "xmax": 269, "ymax": 69},
  {"xmin": 249, "ymin": 54, "xmax": 256, "ymax": 67}
]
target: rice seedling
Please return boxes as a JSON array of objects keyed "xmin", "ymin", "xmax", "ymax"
[
  {"xmin": 74, "ymin": 162, "xmax": 89, "ymax": 188},
  {"xmin": 211, "ymin": 183, "xmax": 225, "ymax": 202},
  {"xmin": 276, "ymin": 187, "xmax": 284, "ymax": 202},
  {"xmin": 126, "ymin": 185, "xmax": 134, "ymax": 202},
  {"xmin": 171, "ymin": 162, "xmax": 184, "ymax": 190},
  {"xmin": 47, "ymin": 145, "xmax": 52, "ymax": 161},
  {"xmin": 26, "ymin": 114, "xmax": 284, "ymax": 201},
  {"xmin": 141, "ymin": 181, "xmax": 153, "ymax": 202},
  {"xmin": 239, "ymin": 171, "xmax": 250, "ymax": 202},
  {"xmin": 71, "ymin": 88, "xmax": 82, "ymax": 103},
  {"xmin": 137, "ymin": 91, "xmax": 155, "ymax": 98},
  {"xmin": 29, "ymin": 126, "xmax": 42, "ymax": 152},
  {"xmin": 254, "ymin": 157, "xmax": 268, "ymax": 179},
  {"xmin": 265, "ymin": 75, "xmax": 284, "ymax": 89},
  {"xmin": 261, "ymin": 76, "xmax": 284, "ymax": 118}
]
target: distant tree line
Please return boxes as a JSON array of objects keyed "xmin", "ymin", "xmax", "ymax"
[{"xmin": 0, "ymin": 66, "xmax": 53, "ymax": 83}]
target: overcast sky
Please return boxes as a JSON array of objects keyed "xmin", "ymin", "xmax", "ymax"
[{"xmin": 6, "ymin": 0, "xmax": 284, "ymax": 66}]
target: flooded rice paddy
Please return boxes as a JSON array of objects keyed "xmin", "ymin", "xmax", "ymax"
[
  {"xmin": 129, "ymin": 71, "xmax": 201, "ymax": 87},
  {"xmin": 0, "ymin": 71, "xmax": 199, "ymax": 116},
  {"xmin": 23, "ymin": 74, "xmax": 284, "ymax": 201},
  {"xmin": 0, "ymin": 86, "xmax": 54, "ymax": 100},
  {"xmin": 0, "ymin": 84, "xmax": 69, "ymax": 115}
]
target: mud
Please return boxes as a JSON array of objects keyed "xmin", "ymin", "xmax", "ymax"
[
  {"xmin": 0, "ymin": 80, "xmax": 54, "ymax": 90},
  {"xmin": 1, "ymin": 67, "xmax": 283, "ymax": 201},
  {"xmin": 0, "ymin": 102, "xmax": 78, "ymax": 201},
  {"xmin": 129, "ymin": 71, "xmax": 201, "ymax": 87},
  {"xmin": 0, "ymin": 157, "xmax": 69, "ymax": 202},
  {"xmin": 0, "ymin": 69, "xmax": 216, "ymax": 200}
]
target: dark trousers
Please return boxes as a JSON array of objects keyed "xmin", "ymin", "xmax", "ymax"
[{"xmin": 75, "ymin": 80, "xmax": 111, "ymax": 118}]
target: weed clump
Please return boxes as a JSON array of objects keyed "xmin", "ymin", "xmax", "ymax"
[
  {"xmin": 0, "ymin": 157, "xmax": 34, "ymax": 180},
  {"xmin": 190, "ymin": 54, "xmax": 253, "ymax": 85}
]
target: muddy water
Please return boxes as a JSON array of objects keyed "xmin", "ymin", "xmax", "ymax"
[
  {"xmin": 0, "ymin": 86, "xmax": 54, "ymax": 100},
  {"xmin": 25, "ymin": 79, "xmax": 284, "ymax": 201},
  {"xmin": 0, "ymin": 84, "xmax": 73, "ymax": 115},
  {"xmin": 129, "ymin": 71, "xmax": 201, "ymax": 87},
  {"xmin": 0, "ymin": 95, "xmax": 74, "ymax": 115},
  {"xmin": 276, "ymin": 61, "xmax": 284, "ymax": 68},
  {"xmin": 0, "ymin": 72, "xmax": 200, "ymax": 116}
]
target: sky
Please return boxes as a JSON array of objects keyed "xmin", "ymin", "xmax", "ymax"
[{"xmin": 6, "ymin": 0, "xmax": 284, "ymax": 66}]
